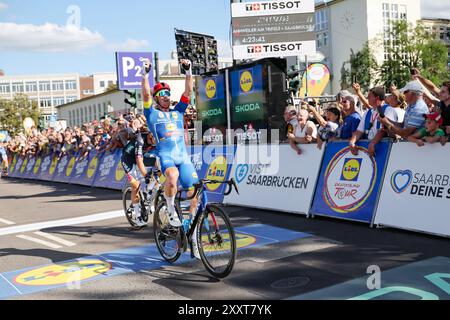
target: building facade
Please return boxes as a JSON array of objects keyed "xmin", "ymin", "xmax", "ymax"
[
  {"xmin": 0, "ymin": 72, "xmax": 117, "ymax": 125},
  {"xmin": 291, "ymin": 0, "xmax": 422, "ymax": 95}
]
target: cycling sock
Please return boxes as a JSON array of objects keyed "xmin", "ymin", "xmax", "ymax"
[
  {"xmin": 133, "ymin": 203, "xmax": 141, "ymax": 218},
  {"xmin": 164, "ymin": 194, "xmax": 176, "ymax": 213}
]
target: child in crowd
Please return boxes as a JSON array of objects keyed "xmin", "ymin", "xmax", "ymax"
[
  {"xmin": 307, "ymin": 104, "xmax": 341, "ymax": 150},
  {"xmin": 407, "ymin": 112, "xmax": 446, "ymax": 147}
]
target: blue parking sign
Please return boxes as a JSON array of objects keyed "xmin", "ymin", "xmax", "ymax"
[{"xmin": 116, "ymin": 52, "xmax": 155, "ymax": 90}]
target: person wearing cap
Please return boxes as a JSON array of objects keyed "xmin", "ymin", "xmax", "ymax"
[
  {"xmin": 407, "ymin": 112, "xmax": 446, "ymax": 147},
  {"xmin": 379, "ymin": 80, "xmax": 429, "ymax": 139}
]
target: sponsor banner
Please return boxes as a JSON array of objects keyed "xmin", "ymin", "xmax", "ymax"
[
  {"xmin": 375, "ymin": 143, "xmax": 450, "ymax": 237},
  {"xmin": 116, "ymin": 52, "xmax": 154, "ymax": 90},
  {"xmin": 8, "ymin": 154, "xmax": 18, "ymax": 177},
  {"xmin": 233, "ymin": 40, "xmax": 316, "ymax": 60},
  {"xmin": 231, "ymin": 0, "xmax": 315, "ymax": 18},
  {"xmin": 310, "ymin": 141, "xmax": 391, "ymax": 224},
  {"xmin": 23, "ymin": 156, "xmax": 38, "ymax": 179},
  {"xmin": 70, "ymin": 151, "xmax": 101, "ymax": 187},
  {"xmin": 92, "ymin": 150, "xmax": 127, "ymax": 190},
  {"xmin": 57, "ymin": 153, "xmax": 78, "ymax": 184},
  {"xmin": 225, "ymin": 144, "xmax": 323, "ymax": 215},
  {"xmin": 188, "ymin": 145, "xmax": 236, "ymax": 203},
  {"xmin": 37, "ymin": 153, "xmax": 55, "ymax": 181},
  {"xmin": 299, "ymin": 63, "xmax": 331, "ymax": 98},
  {"xmin": 52, "ymin": 154, "xmax": 71, "ymax": 183},
  {"xmin": 15, "ymin": 156, "xmax": 29, "ymax": 179}
]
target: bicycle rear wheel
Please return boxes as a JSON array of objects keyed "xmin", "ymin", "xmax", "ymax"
[
  {"xmin": 197, "ymin": 205, "xmax": 236, "ymax": 279},
  {"xmin": 153, "ymin": 201, "xmax": 183, "ymax": 263}
]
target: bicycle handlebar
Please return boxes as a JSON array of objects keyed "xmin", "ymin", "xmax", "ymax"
[{"xmin": 177, "ymin": 179, "xmax": 239, "ymax": 201}]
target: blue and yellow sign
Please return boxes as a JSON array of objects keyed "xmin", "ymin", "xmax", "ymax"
[
  {"xmin": 205, "ymin": 79, "xmax": 217, "ymax": 99},
  {"xmin": 205, "ymin": 156, "xmax": 228, "ymax": 192},
  {"xmin": 15, "ymin": 260, "xmax": 111, "ymax": 286},
  {"xmin": 341, "ymin": 158, "xmax": 363, "ymax": 182}
]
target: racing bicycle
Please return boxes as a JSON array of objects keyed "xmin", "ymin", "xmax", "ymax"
[
  {"xmin": 122, "ymin": 167, "xmax": 164, "ymax": 229},
  {"xmin": 153, "ymin": 178, "xmax": 239, "ymax": 279}
]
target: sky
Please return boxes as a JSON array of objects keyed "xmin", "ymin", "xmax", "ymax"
[{"xmin": 0, "ymin": 0, "xmax": 449, "ymax": 76}]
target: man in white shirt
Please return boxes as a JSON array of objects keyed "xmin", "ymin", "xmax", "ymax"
[
  {"xmin": 288, "ymin": 109, "xmax": 317, "ymax": 155},
  {"xmin": 349, "ymin": 87, "xmax": 398, "ymax": 156}
]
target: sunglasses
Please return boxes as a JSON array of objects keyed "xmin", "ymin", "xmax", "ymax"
[{"xmin": 156, "ymin": 90, "xmax": 171, "ymax": 97}]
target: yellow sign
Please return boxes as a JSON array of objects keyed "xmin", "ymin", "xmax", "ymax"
[
  {"xmin": 341, "ymin": 159, "xmax": 362, "ymax": 182},
  {"xmin": 33, "ymin": 158, "xmax": 42, "ymax": 175},
  {"xmin": 86, "ymin": 157, "xmax": 98, "ymax": 179},
  {"xmin": 205, "ymin": 79, "xmax": 217, "ymax": 99},
  {"xmin": 10, "ymin": 156, "xmax": 17, "ymax": 173},
  {"xmin": 66, "ymin": 157, "xmax": 76, "ymax": 177},
  {"xmin": 240, "ymin": 71, "xmax": 253, "ymax": 93},
  {"xmin": 115, "ymin": 161, "xmax": 125, "ymax": 181},
  {"xmin": 205, "ymin": 156, "xmax": 227, "ymax": 192},
  {"xmin": 166, "ymin": 123, "xmax": 177, "ymax": 132},
  {"xmin": 49, "ymin": 157, "xmax": 58, "ymax": 176},
  {"xmin": 201, "ymin": 233, "xmax": 256, "ymax": 253},
  {"xmin": 15, "ymin": 260, "xmax": 111, "ymax": 286}
]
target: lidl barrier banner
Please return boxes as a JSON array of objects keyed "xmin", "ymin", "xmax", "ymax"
[
  {"xmin": 375, "ymin": 143, "xmax": 450, "ymax": 237},
  {"xmin": 58, "ymin": 153, "xmax": 78, "ymax": 184},
  {"xmin": 225, "ymin": 144, "xmax": 324, "ymax": 215},
  {"xmin": 310, "ymin": 140, "xmax": 391, "ymax": 224},
  {"xmin": 37, "ymin": 153, "xmax": 55, "ymax": 181},
  {"xmin": 15, "ymin": 156, "xmax": 27, "ymax": 179},
  {"xmin": 188, "ymin": 145, "xmax": 236, "ymax": 203},
  {"xmin": 24, "ymin": 156, "xmax": 37, "ymax": 179},
  {"xmin": 92, "ymin": 150, "xmax": 127, "ymax": 190},
  {"xmin": 52, "ymin": 154, "xmax": 71, "ymax": 183},
  {"xmin": 70, "ymin": 151, "xmax": 101, "ymax": 187},
  {"xmin": 32, "ymin": 156, "xmax": 43, "ymax": 178},
  {"xmin": 8, "ymin": 154, "xmax": 18, "ymax": 176}
]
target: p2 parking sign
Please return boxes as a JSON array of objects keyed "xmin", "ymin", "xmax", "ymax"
[{"xmin": 116, "ymin": 52, "xmax": 154, "ymax": 90}]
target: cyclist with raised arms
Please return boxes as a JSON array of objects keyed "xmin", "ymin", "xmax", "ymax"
[
  {"xmin": 121, "ymin": 118, "xmax": 158, "ymax": 228},
  {"xmin": 141, "ymin": 59, "xmax": 199, "ymax": 233}
]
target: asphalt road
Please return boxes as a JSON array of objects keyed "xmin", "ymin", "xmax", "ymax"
[{"xmin": 0, "ymin": 177, "xmax": 449, "ymax": 301}]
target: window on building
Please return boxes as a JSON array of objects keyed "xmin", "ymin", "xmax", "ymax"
[
  {"xmin": 66, "ymin": 96, "xmax": 77, "ymax": 103},
  {"xmin": 0, "ymin": 83, "xmax": 10, "ymax": 94},
  {"xmin": 39, "ymin": 81, "xmax": 51, "ymax": 92},
  {"xmin": 52, "ymin": 81, "xmax": 64, "ymax": 91},
  {"xmin": 100, "ymin": 81, "xmax": 105, "ymax": 88},
  {"xmin": 399, "ymin": 5, "xmax": 407, "ymax": 20},
  {"xmin": 12, "ymin": 82, "xmax": 24, "ymax": 93},
  {"xmin": 83, "ymin": 90, "xmax": 94, "ymax": 95},
  {"xmin": 25, "ymin": 82, "xmax": 38, "ymax": 93},
  {"xmin": 53, "ymin": 97, "xmax": 65, "ymax": 107},
  {"xmin": 89, "ymin": 105, "xmax": 92, "ymax": 121},
  {"xmin": 39, "ymin": 97, "xmax": 52, "ymax": 108},
  {"xmin": 65, "ymin": 80, "xmax": 77, "ymax": 90}
]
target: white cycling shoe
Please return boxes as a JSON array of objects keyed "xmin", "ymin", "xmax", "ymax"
[
  {"xmin": 134, "ymin": 216, "xmax": 147, "ymax": 228},
  {"xmin": 166, "ymin": 207, "xmax": 182, "ymax": 228}
]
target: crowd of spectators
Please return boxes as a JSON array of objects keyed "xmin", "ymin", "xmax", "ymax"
[{"xmin": 284, "ymin": 70, "xmax": 450, "ymax": 156}]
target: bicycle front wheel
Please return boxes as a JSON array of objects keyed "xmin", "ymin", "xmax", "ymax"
[
  {"xmin": 153, "ymin": 201, "xmax": 183, "ymax": 263},
  {"xmin": 122, "ymin": 187, "xmax": 137, "ymax": 227},
  {"xmin": 197, "ymin": 205, "xmax": 237, "ymax": 279}
]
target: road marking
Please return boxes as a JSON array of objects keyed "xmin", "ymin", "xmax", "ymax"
[
  {"xmin": 0, "ymin": 218, "xmax": 15, "ymax": 225},
  {"xmin": 16, "ymin": 235, "xmax": 63, "ymax": 249},
  {"xmin": 0, "ymin": 210, "xmax": 123, "ymax": 236},
  {"xmin": 0, "ymin": 273, "xmax": 22, "ymax": 295},
  {"xmin": 34, "ymin": 232, "xmax": 76, "ymax": 247}
]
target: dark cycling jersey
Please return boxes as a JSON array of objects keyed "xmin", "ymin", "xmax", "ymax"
[{"xmin": 121, "ymin": 132, "xmax": 157, "ymax": 174}]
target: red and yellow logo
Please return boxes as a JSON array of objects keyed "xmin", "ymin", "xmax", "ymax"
[
  {"xmin": 240, "ymin": 70, "xmax": 253, "ymax": 93},
  {"xmin": 205, "ymin": 79, "xmax": 217, "ymax": 99},
  {"xmin": 201, "ymin": 233, "xmax": 256, "ymax": 253}
]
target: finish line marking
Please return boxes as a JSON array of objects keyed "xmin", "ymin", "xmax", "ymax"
[{"xmin": 0, "ymin": 210, "xmax": 123, "ymax": 236}]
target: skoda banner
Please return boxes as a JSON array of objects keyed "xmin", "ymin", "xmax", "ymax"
[
  {"xmin": 225, "ymin": 144, "xmax": 323, "ymax": 215},
  {"xmin": 310, "ymin": 141, "xmax": 391, "ymax": 224},
  {"xmin": 92, "ymin": 150, "xmax": 127, "ymax": 190},
  {"xmin": 375, "ymin": 143, "xmax": 450, "ymax": 237}
]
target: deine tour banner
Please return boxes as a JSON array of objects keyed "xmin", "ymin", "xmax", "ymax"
[{"xmin": 310, "ymin": 140, "xmax": 391, "ymax": 224}]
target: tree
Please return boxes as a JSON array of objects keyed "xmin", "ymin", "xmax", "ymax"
[
  {"xmin": 106, "ymin": 82, "xmax": 118, "ymax": 91},
  {"xmin": 0, "ymin": 94, "xmax": 40, "ymax": 136},
  {"xmin": 380, "ymin": 20, "xmax": 449, "ymax": 89},
  {"xmin": 340, "ymin": 42, "xmax": 379, "ymax": 92}
]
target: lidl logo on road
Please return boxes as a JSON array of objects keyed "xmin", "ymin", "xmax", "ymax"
[
  {"xmin": 15, "ymin": 260, "xmax": 112, "ymax": 286},
  {"xmin": 201, "ymin": 233, "xmax": 256, "ymax": 253}
]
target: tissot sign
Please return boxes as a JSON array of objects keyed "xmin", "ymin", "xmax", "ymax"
[{"xmin": 231, "ymin": 0, "xmax": 316, "ymax": 60}]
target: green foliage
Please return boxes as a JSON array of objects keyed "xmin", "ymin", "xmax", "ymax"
[
  {"xmin": 0, "ymin": 94, "xmax": 40, "ymax": 136},
  {"xmin": 340, "ymin": 43, "xmax": 379, "ymax": 92}
]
